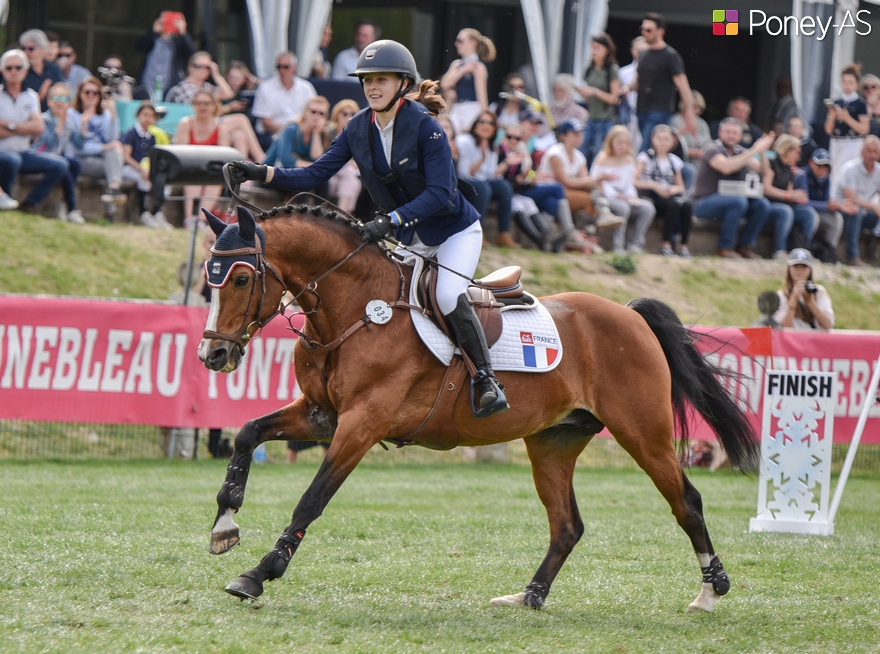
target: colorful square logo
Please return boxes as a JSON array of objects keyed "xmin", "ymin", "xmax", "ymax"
[{"xmin": 712, "ymin": 9, "xmax": 739, "ymax": 36}]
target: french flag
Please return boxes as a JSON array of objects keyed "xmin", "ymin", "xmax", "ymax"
[{"xmin": 521, "ymin": 331, "xmax": 558, "ymax": 368}]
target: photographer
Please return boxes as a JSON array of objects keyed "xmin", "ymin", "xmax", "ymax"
[
  {"xmin": 136, "ymin": 11, "xmax": 196, "ymax": 98},
  {"xmin": 98, "ymin": 56, "xmax": 135, "ymax": 101},
  {"xmin": 772, "ymin": 248, "xmax": 834, "ymax": 331}
]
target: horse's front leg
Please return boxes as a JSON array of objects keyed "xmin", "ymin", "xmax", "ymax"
[
  {"xmin": 210, "ymin": 396, "xmax": 332, "ymax": 555},
  {"xmin": 223, "ymin": 411, "xmax": 385, "ymax": 600}
]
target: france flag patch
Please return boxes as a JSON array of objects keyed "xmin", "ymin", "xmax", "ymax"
[{"xmin": 521, "ymin": 331, "xmax": 559, "ymax": 369}]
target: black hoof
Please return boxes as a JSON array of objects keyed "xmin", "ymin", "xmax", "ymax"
[
  {"xmin": 713, "ymin": 573, "xmax": 731, "ymax": 596},
  {"xmin": 224, "ymin": 575, "xmax": 263, "ymax": 600}
]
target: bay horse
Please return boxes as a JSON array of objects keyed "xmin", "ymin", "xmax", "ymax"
[{"xmin": 198, "ymin": 201, "xmax": 758, "ymax": 614}]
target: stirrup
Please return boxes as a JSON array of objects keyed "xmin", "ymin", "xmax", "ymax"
[{"xmin": 469, "ymin": 371, "xmax": 510, "ymax": 419}]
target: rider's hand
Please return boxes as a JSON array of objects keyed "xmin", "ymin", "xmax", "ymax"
[
  {"xmin": 361, "ymin": 214, "xmax": 396, "ymax": 244},
  {"xmin": 229, "ymin": 160, "xmax": 268, "ymax": 184}
]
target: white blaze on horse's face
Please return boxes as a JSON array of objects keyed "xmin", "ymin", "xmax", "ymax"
[{"xmin": 198, "ymin": 288, "xmax": 221, "ymax": 363}]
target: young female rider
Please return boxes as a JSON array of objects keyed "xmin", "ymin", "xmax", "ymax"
[{"xmin": 228, "ymin": 40, "xmax": 509, "ymax": 418}]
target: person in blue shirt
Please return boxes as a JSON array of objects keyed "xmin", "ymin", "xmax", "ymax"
[
  {"xmin": 792, "ymin": 148, "xmax": 854, "ymax": 256},
  {"xmin": 229, "ymin": 40, "xmax": 509, "ymax": 418}
]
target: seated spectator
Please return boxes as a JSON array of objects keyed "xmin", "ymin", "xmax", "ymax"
[
  {"xmin": 437, "ymin": 115, "xmax": 459, "ymax": 165},
  {"xmin": 761, "ymin": 134, "xmax": 818, "ymax": 259},
  {"xmin": 691, "ymin": 118, "xmax": 773, "ymax": 258},
  {"xmin": 136, "ymin": 11, "xmax": 196, "ymax": 98},
  {"xmin": 252, "ymin": 51, "xmax": 316, "ymax": 150},
  {"xmin": 441, "ymin": 28, "xmax": 496, "ymax": 134},
  {"xmin": 222, "ymin": 60, "xmax": 259, "ymax": 120},
  {"xmin": 173, "ymin": 89, "xmax": 232, "ymax": 220},
  {"xmin": 824, "ymin": 63, "xmax": 869, "ymax": 193},
  {"xmin": 520, "ymin": 109, "xmax": 555, "ymax": 157},
  {"xmin": 765, "ymin": 77, "xmax": 802, "ymax": 135},
  {"xmin": 792, "ymin": 148, "xmax": 850, "ymax": 260},
  {"xmin": 99, "ymin": 55, "xmax": 134, "ymax": 101},
  {"xmin": 0, "ymin": 49, "xmax": 69, "ymax": 214},
  {"xmin": 710, "ymin": 97, "xmax": 763, "ymax": 148},
  {"xmin": 862, "ymin": 74, "xmax": 880, "ymax": 138},
  {"xmin": 165, "ymin": 51, "xmax": 233, "ymax": 104},
  {"xmin": 617, "ymin": 36, "xmax": 648, "ymax": 152},
  {"xmin": 536, "ymin": 119, "xmax": 623, "ymax": 236},
  {"xmin": 56, "ymin": 42, "xmax": 90, "ymax": 92},
  {"xmin": 498, "ymin": 122, "xmax": 572, "ymax": 252},
  {"xmin": 455, "ymin": 110, "xmax": 516, "ymax": 247},
  {"xmin": 786, "ymin": 116, "xmax": 818, "ymax": 168},
  {"xmin": 489, "ymin": 73, "xmax": 527, "ymax": 136},
  {"xmin": 121, "ymin": 101, "xmax": 171, "ymax": 229},
  {"xmin": 29, "ymin": 82, "xmax": 85, "ymax": 223},
  {"xmin": 590, "ymin": 125, "xmax": 656, "ymax": 255},
  {"xmin": 634, "ymin": 124, "xmax": 692, "ymax": 256},
  {"xmin": 549, "ymin": 74, "xmax": 588, "ymax": 128},
  {"xmin": 832, "ymin": 135, "xmax": 880, "ymax": 266},
  {"xmin": 67, "ymin": 76, "xmax": 127, "ymax": 217},
  {"xmin": 324, "ymin": 99, "xmax": 362, "ymax": 213},
  {"xmin": 331, "ymin": 19, "xmax": 379, "ymax": 80},
  {"xmin": 772, "ymin": 248, "xmax": 834, "ymax": 331},
  {"xmin": 264, "ymin": 95, "xmax": 330, "ymax": 169},
  {"xmin": 19, "ymin": 29, "xmax": 63, "ymax": 110},
  {"xmin": 576, "ymin": 33, "xmax": 620, "ymax": 168},
  {"xmin": 670, "ymin": 90, "xmax": 711, "ymax": 164}
]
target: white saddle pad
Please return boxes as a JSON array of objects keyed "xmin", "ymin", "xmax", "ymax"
[{"xmin": 403, "ymin": 257, "xmax": 562, "ymax": 373}]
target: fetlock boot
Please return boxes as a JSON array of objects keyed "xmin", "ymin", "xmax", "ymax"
[
  {"xmin": 513, "ymin": 211, "xmax": 550, "ymax": 249},
  {"xmin": 551, "ymin": 198, "xmax": 575, "ymax": 253},
  {"xmin": 445, "ymin": 294, "xmax": 510, "ymax": 418}
]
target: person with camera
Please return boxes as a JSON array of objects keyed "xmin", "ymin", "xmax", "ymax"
[
  {"xmin": 136, "ymin": 11, "xmax": 196, "ymax": 99},
  {"xmin": 772, "ymin": 248, "xmax": 834, "ymax": 331}
]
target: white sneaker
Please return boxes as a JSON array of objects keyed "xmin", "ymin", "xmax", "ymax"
[
  {"xmin": 626, "ymin": 244, "xmax": 645, "ymax": 255},
  {"xmin": 100, "ymin": 188, "xmax": 126, "ymax": 204},
  {"xmin": 772, "ymin": 249, "xmax": 789, "ymax": 260},
  {"xmin": 139, "ymin": 211, "xmax": 161, "ymax": 228},
  {"xmin": 595, "ymin": 207, "xmax": 625, "ymax": 230},
  {"xmin": 0, "ymin": 194, "xmax": 19, "ymax": 210},
  {"xmin": 66, "ymin": 209, "xmax": 86, "ymax": 225},
  {"xmin": 152, "ymin": 210, "xmax": 174, "ymax": 230}
]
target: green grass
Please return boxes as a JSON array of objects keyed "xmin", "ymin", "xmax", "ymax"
[{"xmin": 2, "ymin": 460, "xmax": 879, "ymax": 653}]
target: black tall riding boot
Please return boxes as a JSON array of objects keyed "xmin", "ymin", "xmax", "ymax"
[
  {"xmin": 445, "ymin": 293, "xmax": 510, "ymax": 418},
  {"xmin": 513, "ymin": 211, "xmax": 550, "ymax": 250}
]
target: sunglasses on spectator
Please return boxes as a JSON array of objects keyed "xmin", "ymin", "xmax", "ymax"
[
  {"xmin": 506, "ymin": 135, "xmax": 523, "ymax": 141},
  {"xmin": 22, "ymin": 45, "xmax": 39, "ymax": 52},
  {"xmin": 50, "ymin": 95, "xmax": 71, "ymax": 102},
  {"xmin": 865, "ymin": 84, "xmax": 879, "ymax": 90},
  {"xmin": 82, "ymin": 89, "xmax": 100, "ymax": 96},
  {"xmin": 476, "ymin": 119, "xmax": 495, "ymax": 125},
  {"xmin": 3, "ymin": 65, "xmax": 24, "ymax": 71},
  {"xmin": 276, "ymin": 64, "xmax": 292, "ymax": 70},
  {"xmin": 191, "ymin": 63, "xmax": 209, "ymax": 69}
]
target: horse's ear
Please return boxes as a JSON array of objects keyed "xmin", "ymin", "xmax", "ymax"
[
  {"xmin": 236, "ymin": 206, "xmax": 256, "ymax": 243},
  {"xmin": 202, "ymin": 208, "xmax": 227, "ymax": 236}
]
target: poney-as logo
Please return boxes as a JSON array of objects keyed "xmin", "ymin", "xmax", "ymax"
[{"xmin": 712, "ymin": 10, "xmax": 739, "ymax": 36}]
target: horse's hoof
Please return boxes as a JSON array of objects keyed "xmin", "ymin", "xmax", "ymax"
[
  {"xmin": 209, "ymin": 529, "xmax": 240, "ymax": 555},
  {"xmin": 686, "ymin": 583, "xmax": 722, "ymax": 613},
  {"xmin": 225, "ymin": 575, "xmax": 263, "ymax": 600},
  {"xmin": 489, "ymin": 592, "xmax": 527, "ymax": 607}
]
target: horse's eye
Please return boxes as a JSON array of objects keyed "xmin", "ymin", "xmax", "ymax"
[{"xmin": 234, "ymin": 274, "xmax": 250, "ymax": 287}]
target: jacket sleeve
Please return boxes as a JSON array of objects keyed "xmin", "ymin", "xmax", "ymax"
[{"xmin": 269, "ymin": 130, "xmax": 351, "ymax": 191}]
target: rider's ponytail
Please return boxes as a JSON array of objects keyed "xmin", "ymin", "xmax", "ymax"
[{"xmin": 406, "ymin": 80, "xmax": 446, "ymax": 117}]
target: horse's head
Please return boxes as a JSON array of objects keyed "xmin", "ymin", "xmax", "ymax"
[{"xmin": 198, "ymin": 206, "xmax": 286, "ymax": 372}]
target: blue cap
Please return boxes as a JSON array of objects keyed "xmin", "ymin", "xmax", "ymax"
[
  {"xmin": 520, "ymin": 109, "xmax": 545, "ymax": 124},
  {"xmin": 556, "ymin": 119, "xmax": 584, "ymax": 134},
  {"xmin": 811, "ymin": 148, "xmax": 831, "ymax": 166}
]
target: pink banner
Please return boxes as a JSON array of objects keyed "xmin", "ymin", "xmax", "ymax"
[{"xmin": 1, "ymin": 297, "xmax": 878, "ymax": 442}]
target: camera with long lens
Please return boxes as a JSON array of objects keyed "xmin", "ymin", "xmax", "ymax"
[
  {"xmin": 804, "ymin": 280, "xmax": 818, "ymax": 295},
  {"xmin": 97, "ymin": 66, "xmax": 135, "ymax": 93}
]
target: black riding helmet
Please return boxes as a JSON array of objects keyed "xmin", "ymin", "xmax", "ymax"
[{"xmin": 349, "ymin": 40, "xmax": 418, "ymax": 112}]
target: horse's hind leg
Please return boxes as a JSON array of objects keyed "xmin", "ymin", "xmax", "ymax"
[
  {"xmin": 490, "ymin": 429, "xmax": 590, "ymax": 610},
  {"xmin": 210, "ymin": 396, "xmax": 331, "ymax": 555}
]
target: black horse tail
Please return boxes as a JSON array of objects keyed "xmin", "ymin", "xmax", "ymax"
[{"xmin": 627, "ymin": 298, "xmax": 760, "ymax": 473}]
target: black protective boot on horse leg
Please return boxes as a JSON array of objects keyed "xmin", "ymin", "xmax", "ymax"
[{"xmin": 445, "ymin": 293, "xmax": 509, "ymax": 418}]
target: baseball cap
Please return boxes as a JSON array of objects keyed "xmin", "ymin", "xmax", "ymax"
[
  {"xmin": 811, "ymin": 148, "xmax": 831, "ymax": 166},
  {"xmin": 520, "ymin": 109, "xmax": 545, "ymax": 124},
  {"xmin": 788, "ymin": 248, "xmax": 814, "ymax": 269},
  {"xmin": 556, "ymin": 119, "xmax": 584, "ymax": 134}
]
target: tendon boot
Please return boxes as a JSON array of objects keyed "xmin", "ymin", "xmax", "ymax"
[
  {"xmin": 550, "ymin": 198, "xmax": 575, "ymax": 253},
  {"xmin": 445, "ymin": 294, "xmax": 509, "ymax": 418},
  {"xmin": 513, "ymin": 211, "xmax": 551, "ymax": 250}
]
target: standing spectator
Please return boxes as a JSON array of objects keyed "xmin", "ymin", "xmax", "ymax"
[
  {"xmin": 576, "ymin": 33, "xmax": 620, "ymax": 167},
  {"xmin": 44, "ymin": 31, "xmax": 61, "ymax": 64},
  {"xmin": 670, "ymin": 90, "xmax": 710, "ymax": 164},
  {"xmin": 590, "ymin": 125, "xmax": 656, "ymax": 254},
  {"xmin": 136, "ymin": 11, "xmax": 196, "ymax": 98},
  {"xmin": 793, "ymin": 148, "xmax": 849, "ymax": 260},
  {"xmin": 833, "ymin": 135, "xmax": 880, "ymax": 266},
  {"xmin": 861, "ymin": 74, "xmax": 880, "ymax": 137},
  {"xmin": 490, "ymin": 73, "xmax": 527, "ymax": 135},
  {"xmin": 691, "ymin": 118, "xmax": 773, "ymax": 259},
  {"xmin": 311, "ymin": 25, "xmax": 334, "ymax": 79},
  {"xmin": 772, "ymin": 249, "xmax": 834, "ymax": 331},
  {"xmin": 263, "ymin": 96, "xmax": 330, "ymax": 169},
  {"xmin": 761, "ymin": 134, "xmax": 818, "ymax": 259},
  {"xmin": 331, "ymin": 20, "xmax": 380, "ymax": 80},
  {"xmin": 121, "ymin": 101, "xmax": 170, "ymax": 229},
  {"xmin": 712, "ymin": 97, "xmax": 763, "ymax": 148},
  {"xmin": 617, "ymin": 36, "xmax": 648, "ymax": 151},
  {"xmin": 634, "ymin": 124, "xmax": 692, "ymax": 256},
  {"xmin": 67, "ymin": 76, "xmax": 127, "ymax": 217},
  {"xmin": 786, "ymin": 115, "xmax": 818, "ymax": 168},
  {"xmin": 325, "ymin": 99, "xmax": 362, "ymax": 213},
  {"xmin": 455, "ymin": 110, "xmax": 516, "ymax": 247},
  {"xmin": 824, "ymin": 63, "xmax": 869, "ymax": 194},
  {"xmin": 56, "ymin": 42, "xmax": 90, "ymax": 92},
  {"xmin": 441, "ymin": 28, "xmax": 496, "ymax": 134},
  {"xmin": 164, "ymin": 51, "xmax": 234, "ymax": 104},
  {"xmin": 251, "ymin": 51, "xmax": 316, "ymax": 150},
  {"xmin": 29, "ymin": 82, "xmax": 85, "ymax": 223},
  {"xmin": 19, "ymin": 30, "xmax": 63, "ymax": 110},
  {"xmin": 629, "ymin": 13, "xmax": 696, "ymax": 152},
  {"xmin": 0, "ymin": 49, "xmax": 69, "ymax": 214},
  {"xmin": 549, "ymin": 74, "xmax": 588, "ymax": 128}
]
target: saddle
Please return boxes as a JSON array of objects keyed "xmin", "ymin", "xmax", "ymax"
[{"xmin": 416, "ymin": 263, "xmax": 535, "ymax": 344}]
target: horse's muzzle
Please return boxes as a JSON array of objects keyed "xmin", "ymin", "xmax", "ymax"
[{"xmin": 200, "ymin": 340, "xmax": 243, "ymax": 373}]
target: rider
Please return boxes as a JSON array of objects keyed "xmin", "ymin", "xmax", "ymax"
[{"xmin": 228, "ymin": 40, "xmax": 509, "ymax": 418}]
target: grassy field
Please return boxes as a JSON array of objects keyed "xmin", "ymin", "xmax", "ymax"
[{"xmin": 2, "ymin": 459, "xmax": 879, "ymax": 653}]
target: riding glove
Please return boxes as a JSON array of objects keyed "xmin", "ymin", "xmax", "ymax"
[
  {"xmin": 229, "ymin": 161, "xmax": 268, "ymax": 184},
  {"xmin": 361, "ymin": 215, "xmax": 396, "ymax": 243}
]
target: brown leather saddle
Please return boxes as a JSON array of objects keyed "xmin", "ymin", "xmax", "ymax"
[{"xmin": 416, "ymin": 263, "xmax": 535, "ymax": 344}]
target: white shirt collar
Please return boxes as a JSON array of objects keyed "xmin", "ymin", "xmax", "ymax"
[
  {"xmin": 377, "ymin": 117, "xmax": 395, "ymax": 167},
  {"xmin": 842, "ymin": 91, "xmax": 860, "ymax": 103}
]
